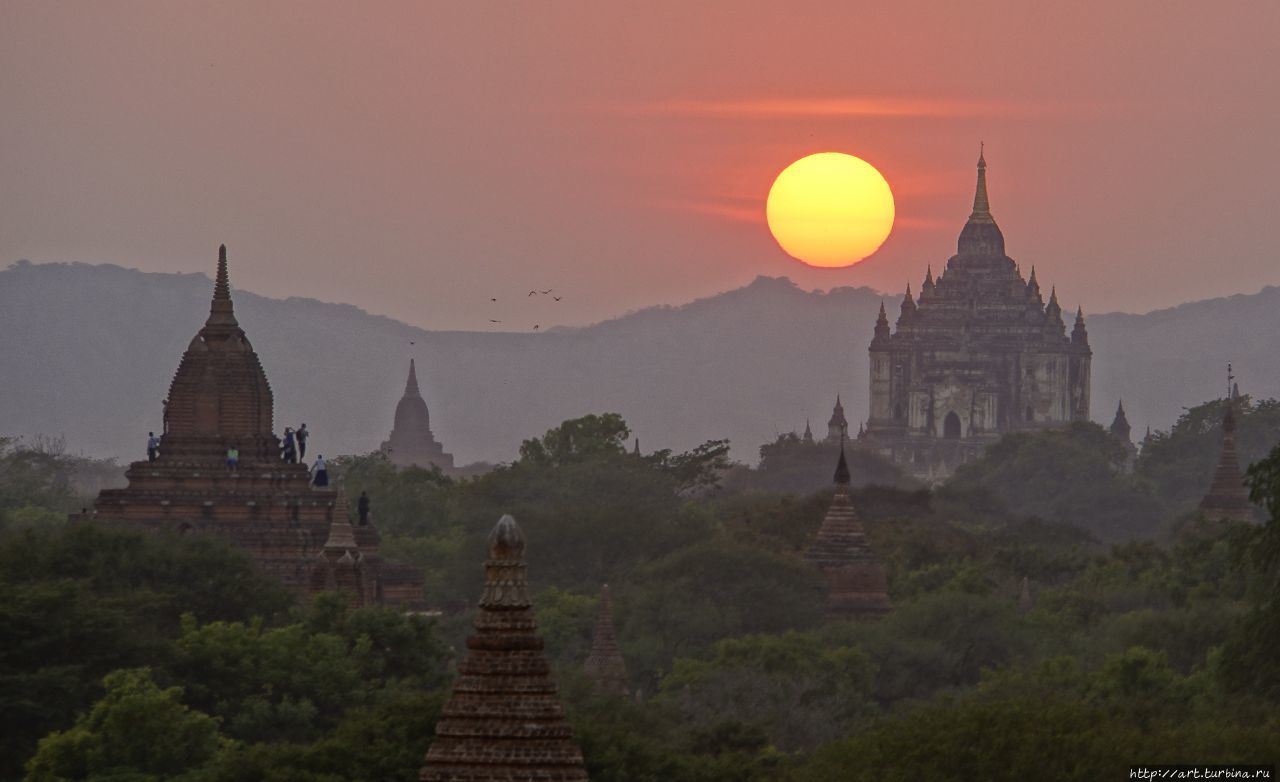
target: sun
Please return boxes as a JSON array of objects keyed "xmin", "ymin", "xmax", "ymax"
[{"xmin": 766, "ymin": 152, "xmax": 895, "ymax": 268}]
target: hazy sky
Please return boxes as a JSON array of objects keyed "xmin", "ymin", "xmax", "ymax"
[{"xmin": 3, "ymin": 2, "xmax": 1278, "ymax": 331}]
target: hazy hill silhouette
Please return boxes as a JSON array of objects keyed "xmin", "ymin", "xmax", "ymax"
[{"xmin": 1, "ymin": 260, "xmax": 1275, "ymax": 466}]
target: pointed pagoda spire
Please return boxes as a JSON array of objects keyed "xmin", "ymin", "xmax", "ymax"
[
  {"xmin": 827, "ymin": 395, "xmax": 848, "ymax": 441},
  {"xmin": 804, "ymin": 447, "xmax": 890, "ymax": 620},
  {"xmin": 802, "ymin": 419, "xmax": 814, "ymax": 444},
  {"xmin": 873, "ymin": 301, "xmax": 891, "ymax": 340},
  {"xmin": 833, "ymin": 441, "xmax": 851, "ymax": 487},
  {"xmin": 583, "ymin": 584, "xmax": 630, "ymax": 696},
  {"xmin": 922, "ymin": 265, "xmax": 935, "ymax": 293},
  {"xmin": 422, "ymin": 514, "xmax": 588, "ymax": 780},
  {"xmin": 897, "ymin": 283, "xmax": 917, "ymax": 324},
  {"xmin": 205, "ymin": 244, "xmax": 239, "ymax": 328},
  {"xmin": 632, "ymin": 437, "xmax": 640, "ymax": 456},
  {"xmin": 1072, "ymin": 305, "xmax": 1089, "ymax": 346},
  {"xmin": 405, "ymin": 358, "xmax": 421, "ymax": 395},
  {"xmin": 1110, "ymin": 399, "xmax": 1132, "ymax": 442},
  {"xmin": 956, "ymin": 147, "xmax": 1005, "ymax": 256},
  {"xmin": 969, "ymin": 144, "xmax": 993, "ymax": 223},
  {"xmin": 1045, "ymin": 286, "xmax": 1063, "ymax": 324}
]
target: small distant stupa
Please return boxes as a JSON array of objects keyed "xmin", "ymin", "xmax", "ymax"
[
  {"xmin": 1198, "ymin": 400, "xmax": 1255, "ymax": 522},
  {"xmin": 1110, "ymin": 399, "xmax": 1137, "ymax": 468},
  {"xmin": 583, "ymin": 584, "xmax": 630, "ymax": 697},
  {"xmin": 825, "ymin": 395, "xmax": 848, "ymax": 442},
  {"xmin": 420, "ymin": 514, "xmax": 588, "ymax": 782},
  {"xmin": 309, "ymin": 487, "xmax": 367, "ymax": 609},
  {"xmin": 381, "ymin": 359, "xmax": 456, "ymax": 473},
  {"xmin": 803, "ymin": 444, "xmax": 891, "ymax": 619}
]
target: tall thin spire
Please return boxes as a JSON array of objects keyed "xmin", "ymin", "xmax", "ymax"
[
  {"xmin": 405, "ymin": 358, "xmax": 421, "ymax": 395},
  {"xmin": 833, "ymin": 441, "xmax": 851, "ymax": 487},
  {"xmin": 206, "ymin": 244, "xmax": 238, "ymax": 328},
  {"xmin": 969, "ymin": 145, "xmax": 993, "ymax": 223}
]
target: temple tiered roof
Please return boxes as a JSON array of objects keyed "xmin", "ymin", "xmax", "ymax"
[
  {"xmin": 421, "ymin": 515, "xmax": 588, "ymax": 782},
  {"xmin": 803, "ymin": 446, "xmax": 891, "ymax": 619},
  {"xmin": 583, "ymin": 584, "xmax": 630, "ymax": 697}
]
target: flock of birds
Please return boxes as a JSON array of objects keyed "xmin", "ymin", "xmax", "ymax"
[{"xmin": 484, "ymin": 288, "xmax": 562, "ymax": 331}]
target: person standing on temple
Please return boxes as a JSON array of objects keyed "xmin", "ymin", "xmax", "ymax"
[
  {"xmin": 281, "ymin": 427, "xmax": 297, "ymax": 464},
  {"xmin": 226, "ymin": 445, "xmax": 240, "ymax": 474},
  {"xmin": 146, "ymin": 432, "xmax": 160, "ymax": 462},
  {"xmin": 357, "ymin": 491, "xmax": 371, "ymax": 526},
  {"xmin": 311, "ymin": 454, "xmax": 328, "ymax": 487},
  {"xmin": 297, "ymin": 424, "xmax": 310, "ymax": 460}
]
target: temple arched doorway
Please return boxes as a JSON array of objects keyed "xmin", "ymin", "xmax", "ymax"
[{"xmin": 943, "ymin": 411, "xmax": 962, "ymax": 440}]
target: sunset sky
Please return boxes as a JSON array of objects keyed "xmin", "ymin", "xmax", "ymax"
[{"xmin": 3, "ymin": 2, "xmax": 1278, "ymax": 330}]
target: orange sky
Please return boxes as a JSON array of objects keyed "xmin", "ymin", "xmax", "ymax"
[{"xmin": 2, "ymin": 1, "xmax": 1278, "ymax": 330}]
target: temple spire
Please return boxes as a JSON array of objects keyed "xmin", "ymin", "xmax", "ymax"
[
  {"xmin": 206, "ymin": 244, "xmax": 239, "ymax": 328},
  {"xmin": 405, "ymin": 358, "xmax": 421, "ymax": 396},
  {"xmin": 969, "ymin": 145, "xmax": 993, "ymax": 223},
  {"xmin": 1198, "ymin": 401, "xmax": 1254, "ymax": 522},
  {"xmin": 833, "ymin": 441, "xmax": 851, "ymax": 487}
]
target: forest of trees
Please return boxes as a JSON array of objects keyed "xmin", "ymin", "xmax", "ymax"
[{"xmin": 2, "ymin": 399, "xmax": 1280, "ymax": 781}]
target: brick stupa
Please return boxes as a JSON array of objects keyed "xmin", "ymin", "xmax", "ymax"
[
  {"xmin": 381, "ymin": 359, "xmax": 456, "ymax": 473},
  {"xmin": 582, "ymin": 584, "xmax": 630, "ymax": 697},
  {"xmin": 421, "ymin": 514, "xmax": 588, "ymax": 782},
  {"xmin": 89, "ymin": 245, "xmax": 424, "ymax": 604},
  {"xmin": 1199, "ymin": 402, "xmax": 1255, "ymax": 522},
  {"xmin": 804, "ymin": 445, "xmax": 892, "ymax": 619}
]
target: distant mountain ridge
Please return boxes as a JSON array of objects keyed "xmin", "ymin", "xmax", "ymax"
[{"xmin": 1, "ymin": 260, "xmax": 1276, "ymax": 465}]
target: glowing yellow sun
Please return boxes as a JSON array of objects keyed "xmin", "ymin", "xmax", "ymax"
[{"xmin": 766, "ymin": 152, "xmax": 895, "ymax": 268}]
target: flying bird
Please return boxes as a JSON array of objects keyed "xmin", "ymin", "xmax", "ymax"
[
  {"xmin": 552, "ymin": 296, "xmax": 562, "ymax": 301},
  {"xmin": 528, "ymin": 290, "xmax": 537, "ymax": 296},
  {"xmin": 532, "ymin": 324, "xmax": 540, "ymax": 331},
  {"xmin": 489, "ymin": 319, "xmax": 502, "ymax": 323},
  {"xmin": 540, "ymin": 289, "xmax": 553, "ymax": 294},
  {"xmin": 490, "ymin": 297, "xmax": 497, "ymax": 302},
  {"xmin": 409, "ymin": 341, "xmax": 416, "ymax": 346}
]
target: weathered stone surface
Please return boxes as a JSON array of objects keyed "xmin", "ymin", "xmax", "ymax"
[
  {"xmin": 862, "ymin": 151, "xmax": 1092, "ymax": 481},
  {"xmin": 804, "ymin": 447, "xmax": 891, "ymax": 620},
  {"xmin": 582, "ymin": 584, "xmax": 629, "ymax": 697},
  {"xmin": 381, "ymin": 359, "xmax": 457, "ymax": 473},
  {"xmin": 421, "ymin": 515, "xmax": 589, "ymax": 782}
]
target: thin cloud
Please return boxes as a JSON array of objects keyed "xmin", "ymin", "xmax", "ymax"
[{"xmin": 609, "ymin": 96, "xmax": 1055, "ymax": 119}]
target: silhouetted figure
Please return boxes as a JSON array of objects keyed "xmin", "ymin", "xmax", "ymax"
[
  {"xmin": 146, "ymin": 432, "xmax": 160, "ymax": 462},
  {"xmin": 297, "ymin": 423, "xmax": 309, "ymax": 459},
  {"xmin": 281, "ymin": 427, "xmax": 297, "ymax": 464},
  {"xmin": 357, "ymin": 491, "xmax": 370, "ymax": 526},
  {"xmin": 226, "ymin": 446, "xmax": 240, "ymax": 474},
  {"xmin": 311, "ymin": 454, "xmax": 328, "ymax": 487}
]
